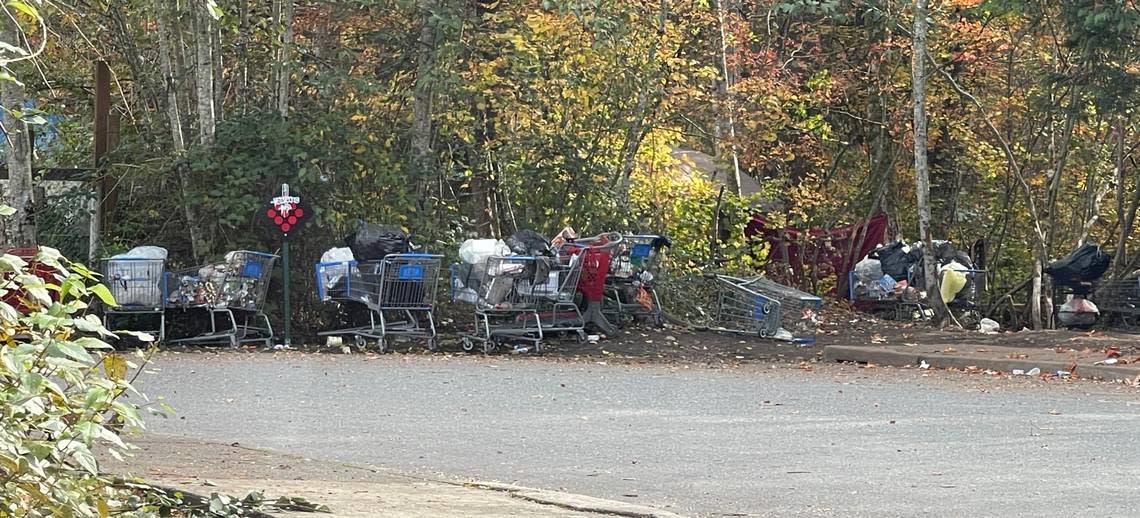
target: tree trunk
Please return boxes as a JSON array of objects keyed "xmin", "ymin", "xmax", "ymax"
[
  {"xmin": 154, "ymin": 0, "xmax": 203, "ymax": 261},
  {"xmin": 194, "ymin": 4, "xmax": 216, "ymax": 145},
  {"xmin": 911, "ymin": 0, "xmax": 948, "ymax": 325},
  {"xmin": 712, "ymin": 0, "xmax": 742, "ymax": 197},
  {"xmin": 275, "ymin": 0, "xmax": 295, "ymax": 118},
  {"xmin": 1, "ymin": 13, "xmax": 35, "ymax": 246},
  {"xmin": 411, "ymin": 0, "xmax": 438, "ymax": 196}
]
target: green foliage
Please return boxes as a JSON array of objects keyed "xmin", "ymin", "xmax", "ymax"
[{"xmin": 0, "ymin": 243, "xmax": 160, "ymax": 516}]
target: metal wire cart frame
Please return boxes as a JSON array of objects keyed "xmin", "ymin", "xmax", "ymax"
[
  {"xmin": 604, "ymin": 234, "xmax": 668, "ymax": 326},
  {"xmin": 708, "ymin": 274, "xmax": 823, "ymax": 343},
  {"xmin": 165, "ymin": 250, "xmax": 278, "ymax": 347},
  {"xmin": 315, "ymin": 253, "xmax": 444, "ymax": 352},
  {"xmin": 452, "ymin": 253, "xmax": 584, "ymax": 353},
  {"xmin": 102, "ymin": 257, "xmax": 167, "ymax": 342}
]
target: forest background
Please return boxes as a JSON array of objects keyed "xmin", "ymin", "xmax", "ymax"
[{"xmin": 2, "ymin": 0, "xmax": 1138, "ymax": 334}]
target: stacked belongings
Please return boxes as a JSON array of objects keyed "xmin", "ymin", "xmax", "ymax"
[
  {"xmin": 315, "ymin": 222, "xmax": 443, "ymax": 351},
  {"xmin": 850, "ymin": 240, "xmax": 978, "ymax": 307},
  {"xmin": 167, "ymin": 251, "xmax": 271, "ymax": 310},
  {"xmin": 452, "ymin": 229, "xmax": 585, "ymax": 353},
  {"xmin": 1046, "ymin": 243, "xmax": 1111, "ymax": 328}
]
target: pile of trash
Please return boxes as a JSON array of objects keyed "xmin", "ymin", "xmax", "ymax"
[
  {"xmin": 319, "ymin": 222, "xmax": 413, "ymax": 303},
  {"xmin": 1047, "ymin": 243, "xmax": 1111, "ymax": 328},
  {"xmin": 167, "ymin": 251, "xmax": 266, "ymax": 310},
  {"xmin": 850, "ymin": 240, "xmax": 977, "ymax": 305},
  {"xmin": 452, "ymin": 227, "xmax": 576, "ymax": 308}
]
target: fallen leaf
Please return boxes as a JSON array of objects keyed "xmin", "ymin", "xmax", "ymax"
[
  {"xmin": 943, "ymin": 347, "xmax": 957, "ymax": 353},
  {"xmin": 975, "ymin": 348, "xmax": 991, "ymax": 353},
  {"xmin": 870, "ymin": 334, "xmax": 887, "ymax": 344}
]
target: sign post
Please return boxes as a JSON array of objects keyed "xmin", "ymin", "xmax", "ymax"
[{"xmin": 265, "ymin": 184, "xmax": 308, "ymax": 347}]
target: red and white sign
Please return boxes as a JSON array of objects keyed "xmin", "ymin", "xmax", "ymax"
[{"xmin": 265, "ymin": 183, "xmax": 308, "ymax": 236}]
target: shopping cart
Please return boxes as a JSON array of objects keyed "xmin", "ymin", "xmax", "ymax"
[
  {"xmin": 1094, "ymin": 278, "xmax": 1140, "ymax": 327},
  {"xmin": 452, "ymin": 253, "xmax": 584, "ymax": 353},
  {"xmin": 707, "ymin": 274, "xmax": 823, "ymax": 343},
  {"xmin": 604, "ymin": 234, "xmax": 668, "ymax": 326},
  {"xmin": 102, "ymin": 256, "xmax": 167, "ymax": 343},
  {"xmin": 315, "ymin": 253, "xmax": 443, "ymax": 352},
  {"xmin": 165, "ymin": 250, "xmax": 277, "ymax": 347}
]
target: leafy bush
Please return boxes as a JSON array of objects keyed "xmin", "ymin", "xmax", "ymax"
[{"xmin": 0, "ymin": 244, "xmax": 160, "ymax": 516}]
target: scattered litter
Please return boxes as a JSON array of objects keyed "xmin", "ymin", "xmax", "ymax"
[
  {"xmin": 1056, "ymin": 370, "xmax": 1071, "ymax": 378},
  {"xmin": 1012, "ymin": 369, "xmax": 1025, "ymax": 376},
  {"xmin": 942, "ymin": 347, "xmax": 957, "ymax": 353},
  {"xmin": 1026, "ymin": 367, "xmax": 1041, "ymax": 376},
  {"xmin": 1094, "ymin": 358, "xmax": 1119, "ymax": 365},
  {"xmin": 1048, "ymin": 409, "xmax": 1062, "ymax": 415},
  {"xmin": 978, "ymin": 318, "xmax": 1000, "ymax": 334},
  {"xmin": 870, "ymin": 334, "xmax": 887, "ymax": 344},
  {"xmin": 919, "ymin": 360, "xmax": 930, "ymax": 370}
]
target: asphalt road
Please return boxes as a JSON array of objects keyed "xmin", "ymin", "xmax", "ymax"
[{"xmin": 136, "ymin": 352, "xmax": 1140, "ymax": 517}]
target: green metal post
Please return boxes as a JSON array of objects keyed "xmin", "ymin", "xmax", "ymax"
[{"xmin": 282, "ymin": 238, "xmax": 291, "ymax": 346}]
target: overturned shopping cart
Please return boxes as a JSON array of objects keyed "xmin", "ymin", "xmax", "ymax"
[
  {"xmin": 315, "ymin": 253, "xmax": 443, "ymax": 352},
  {"xmin": 707, "ymin": 274, "xmax": 823, "ymax": 343},
  {"xmin": 451, "ymin": 253, "xmax": 584, "ymax": 353},
  {"xmin": 103, "ymin": 255, "xmax": 167, "ymax": 342},
  {"xmin": 165, "ymin": 250, "xmax": 277, "ymax": 347}
]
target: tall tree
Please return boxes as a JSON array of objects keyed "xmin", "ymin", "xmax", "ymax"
[
  {"xmin": 411, "ymin": 0, "xmax": 438, "ymax": 197},
  {"xmin": 274, "ymin": 0, "xmax": 294, "ymax": 118},
  {"xmin": 912, "ymin": 0, "xmax": 947, "ymax": 324},
  {"xmin": 194, "ymin": 2, "xmax": 216, "ymax": 145},
  {"xmin": 1, "ymin": 5, "xmax": 35, "ymax": 246}
]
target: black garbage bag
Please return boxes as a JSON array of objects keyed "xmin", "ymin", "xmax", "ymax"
[
  {"xmin": 1045, "ymin": 243, "xmax": 1111, "ymax": 287},
  {"xmin": 871, "ymin": 241, "xmax": 914, "ymax": 280},
  {"xmin": 345, "ymin": 222, "xmax": 410, "ymax": 261},
  {"xmin": 506, "ymin": 229, "xmax": 551, "ymax": 256}
]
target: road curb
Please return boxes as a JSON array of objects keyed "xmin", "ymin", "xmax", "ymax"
[
  {"xmin": 823, "ymin": 345, "xmax": 1140, "ymax": 381},
  {"xmin": 467, "ymin": 481, "xmax": 688, "ymax": 518}
]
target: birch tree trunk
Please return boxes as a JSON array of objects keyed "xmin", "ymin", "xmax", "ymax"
[
  {"xmin": 194, "ymin": 5, "xmax": 216, "ymax": 145},
  {"xmin": 411, "ymin": 0, "xmax": 438, "ymax": 195},
  {"xmin": 1, "ymin": 13, "xmax": 34, "ymax": 246},
  {"xmin": 911, "ymin": 0, "xmax": 948, "ymax": 325},
  {"xmin": 275, "ymin": 0, "xmax": 294, "ymax": 118},
  {"xmin": 154, "ymin": 0, "xmax": 204, "ymax": 260},
  {"xmin": 713, "ymin": 0, "xmax": 741, "ymax": 197}
]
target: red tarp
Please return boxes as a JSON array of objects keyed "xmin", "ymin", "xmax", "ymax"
[{"xmin": 746, "ymin": 213, "xmax": 890, "ymax": 295}]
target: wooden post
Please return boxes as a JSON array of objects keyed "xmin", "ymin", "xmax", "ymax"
[{"xmin": 90, "ymin": 60, "xmax": 111, "ymax": 263}]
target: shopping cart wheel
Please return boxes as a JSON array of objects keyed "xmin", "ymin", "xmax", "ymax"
[
  {"xmin": 461, "ymin": 337, "xmax": 477, "ymax": 353},
  {"xmin": 576, "ymin": 331, "xmax": 587, "ymax": 343},
  {"xmin": 377, "ymin": 338, "xmax": 388, "ymax": 354},
  {"xmin": 427, "ymin": 337, "xmax": 439, "ymax": 352},
  {"xmin": 354, "ymin": 335, "xmax": 367, "ymax": 349},
  {"xmin": 759, "ymin": 328, "xmax": 770, "ymax": 338},
  {"xmin": 482, "ymin": 340, "xmax": 496, "ymax": 354},
  {"xmin": 762, "ymin": 303, "xmax": 773, "ymax": 315}
]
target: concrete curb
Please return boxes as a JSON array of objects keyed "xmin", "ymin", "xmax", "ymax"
[
  {"xmin": 468, "ymin": 481, "xmax": 688, "ymax": 518},
  {"xmin": 823, "ymin": 345, "xmax": 1140, "ymax": 381}
]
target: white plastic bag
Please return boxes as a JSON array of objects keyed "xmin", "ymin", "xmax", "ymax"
[
  {"xmin": 320, "ymin": 247, "xmax": 355, "ymax": 290},
  {"xmin": 112, "ymin": 245, "xmax": 168, "ymax": 260},
  {"xmin": 459, "ymin": 239, "xmax": 511, "ymax": 265},
  {"xmin": 978, "ymin": 318, "xmax": 1000, "ymax": 334},
  {"xmin": 854, "ymin": 258, "xmax": 883, "ymax": 283}
]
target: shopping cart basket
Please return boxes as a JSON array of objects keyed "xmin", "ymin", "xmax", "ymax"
[
  {"xmin": 1094, "ymin": 277, "xmax": 1140, "ymax": 327},
  {"xmin": 605, "ymin": 234, "xmax": 668, "ymax": 326},
  {"xmin": 315, "ymin": 253, "xmax": 443, "ymax": 352},
  {"xmin": 708, "ymin": 274, "xmax": 823, "ymax": 343},
  {"xmin": 102, "ymin": 256, "xmax": 167, "ymax": 342},
  {"xmin": 166, "ymin": 250, "xmax": 277, "ymax": 347},
  {"xmin": 452, "ymin": 253, "xmax": 583, "ymax": 353}
]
